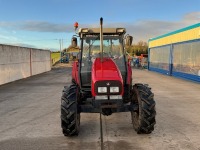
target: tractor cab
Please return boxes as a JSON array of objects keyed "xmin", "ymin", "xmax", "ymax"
[{"xmin": 78, "ymin": 28, "xmax": 128, "ymax": 88}]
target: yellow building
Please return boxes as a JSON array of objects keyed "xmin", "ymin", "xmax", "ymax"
[{"xmin": 148, "ymin": 23, "xmax": 200, "ymax": 82}]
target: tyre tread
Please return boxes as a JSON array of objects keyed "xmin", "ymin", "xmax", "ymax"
[
  {"xmin": 61, "ymin": 84, "xmax": 80, "ymax": 136},
  {"xmin": 132, "ymin": 84, "xmax": 156, "ymax": 134}
]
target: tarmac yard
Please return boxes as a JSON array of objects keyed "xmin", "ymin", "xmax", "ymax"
[{"xmin": 0, "ymin": 63, "xmax": 200, "ymax": 150}]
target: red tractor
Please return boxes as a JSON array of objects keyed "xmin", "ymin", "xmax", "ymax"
[{"xmin": 61, "ymin": 18, "xmax": 156, "ymax": 136}]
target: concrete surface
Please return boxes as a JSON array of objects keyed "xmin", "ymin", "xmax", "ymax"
[
  {"xmin": 0, "ymin": 44, "xmax": 51, "ymax": 85},
  {"xmin": 0, "ymin": 63, "xmax": 200, "ymax": 150}
]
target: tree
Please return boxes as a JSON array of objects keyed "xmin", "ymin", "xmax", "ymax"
[{"xmin": 126, "ymin": 40, "xmax": 148, "ymax": 56}]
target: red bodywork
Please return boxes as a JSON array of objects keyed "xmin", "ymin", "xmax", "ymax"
[
  {"xmin": 72, "ymin": 61, "xmax": 80, "ymax": 85},
  {"xmin": 72, "ymin": 57, "xmax": 132, "ymax": 97},
  {"xmin": 91, "ymin": 58, "xmax": 124, "ymax": 96},
  {"xmin": 126, "ymin": 61, "xmax": 132, "ymax": 85}
]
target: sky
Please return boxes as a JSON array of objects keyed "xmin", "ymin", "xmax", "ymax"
[{"xmin": 0, "ymin": 0, "xmax": 200, "ymax": 51}]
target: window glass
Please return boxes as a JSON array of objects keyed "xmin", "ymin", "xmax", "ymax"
[
  {"xmin": 149, "ymin": 45, "xmax": 170, "ymax": 70},
  {"xmin": 173, "ymin": 41, "xmax": 200, "ymax": 76}
]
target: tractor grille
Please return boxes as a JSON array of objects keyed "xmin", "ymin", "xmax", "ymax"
[{"xmin": 94, "ymin": 80, "xmax": 122, "ymax": 95}]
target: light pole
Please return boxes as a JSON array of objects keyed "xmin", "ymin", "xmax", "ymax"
[{"xmin": 59, "ymin": 39, "xmax": 62, "ymax": 62}]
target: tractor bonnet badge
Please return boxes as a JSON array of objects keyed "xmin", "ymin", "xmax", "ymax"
[{"xmin": 106, "ymin": 82, "xmax": 110, "ymax": 86}]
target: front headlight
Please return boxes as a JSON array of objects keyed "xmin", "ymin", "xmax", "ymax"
[
  {"xmin": 110, "ymin": 87, "xmax": 119, "ymax": 93},
  {"xmin": 98, "ymin": 87, "xmax": 107, "ymax": 93}
]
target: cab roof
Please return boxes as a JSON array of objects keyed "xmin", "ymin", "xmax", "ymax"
[{"xmin": 78, "ymin": 28, "xmax": 126, "ymax": 35}]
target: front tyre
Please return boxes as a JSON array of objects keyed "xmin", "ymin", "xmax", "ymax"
[
  {"xmin": 61, "ymin": 84, "xmax": 80, "ymax": 136},
  {"xmin": 131, "ymin": 84, "xmax": 156, "ymax": 134}
]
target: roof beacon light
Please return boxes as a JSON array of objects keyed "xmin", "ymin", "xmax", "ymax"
[{"xmin": 74, "ymin": 22, "xmax": 79, "ymax": 31}]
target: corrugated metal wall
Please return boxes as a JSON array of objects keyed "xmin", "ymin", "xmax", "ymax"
[{"xmin": 148, "ymin": 23, "xmax": 200, "ymax": 82}]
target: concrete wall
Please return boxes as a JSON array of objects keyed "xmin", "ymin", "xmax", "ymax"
[
  {"xmin": 0, "ymin": 44, "xmax": 51, "ymax": 85},
  {"xmin": 31, "ymin": 49, "xmax": 51, "ymax": 75}
]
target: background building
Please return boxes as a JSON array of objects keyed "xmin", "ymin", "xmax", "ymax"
[{"xmin": 148, "ymin": 23, "xmax": 200, "ymax": 83}]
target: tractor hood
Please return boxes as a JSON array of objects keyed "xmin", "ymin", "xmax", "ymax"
[
  {"xmin": 93, "ymin": 58, "xmax": 121, "ymax": 78},
  {"xmin": 91, "ymin": 58, "xmax": 123, "ymax": 96}
]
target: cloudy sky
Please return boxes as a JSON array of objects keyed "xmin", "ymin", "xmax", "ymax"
[{"xmin": 0, "ymin": 0, "xmax": 200, "ymax": 51}]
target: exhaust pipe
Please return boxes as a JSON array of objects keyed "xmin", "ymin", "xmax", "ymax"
[{"xmin": 100, "ymin": 17, "xmax": 103, "ymax": 62}]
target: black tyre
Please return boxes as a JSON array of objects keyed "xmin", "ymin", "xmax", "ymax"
[
  {"xmin": 131, "ymin": 84, "xmax": 156, "ymax": 134},
  {"xmin": 61, "ymin": 84, "xmax": 80, "ymax": 136}
]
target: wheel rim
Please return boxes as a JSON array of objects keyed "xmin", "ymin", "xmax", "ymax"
[
  {"xmin": 131, "ymin": 88, "xmax": 140, "ymax": 130},
  {"xmin": 131, "ymin": 111, "xmax": 139, "ymax": 129}
]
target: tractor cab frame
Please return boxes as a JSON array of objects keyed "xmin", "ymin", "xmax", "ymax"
[{"xmin": 78, "ymin": 28, "xmax": 129, "ymax": 88}]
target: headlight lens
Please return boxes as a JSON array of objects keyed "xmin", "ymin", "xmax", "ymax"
[
  {"xmin": 110, "ymin": 87, "xmax": 119, "ymax": 93},
  {"xmin": 98, "ymin": 87, "xmax": 107, "ymax": 93}
]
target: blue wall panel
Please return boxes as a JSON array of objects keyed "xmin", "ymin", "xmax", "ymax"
[
  {"xmin": 149, "ymin": 67, "xmax": 170, "ymax": 75},
  {"xmin": 172, "ymin": 71, "xmax": 200, "ymax": 83}
]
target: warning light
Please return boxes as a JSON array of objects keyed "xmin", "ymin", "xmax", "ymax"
[{"xmin": 74, "ymin": 22, "xmax": 78, "ymax": 30}]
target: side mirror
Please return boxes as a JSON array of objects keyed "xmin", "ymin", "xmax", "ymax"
[
  {"xmin": 126, "ymin": 35, "xmax": 133, "ymax": 46},
  {"xmin": 71, "ymin": 37, "xmax": 77, "ymax": 47}
]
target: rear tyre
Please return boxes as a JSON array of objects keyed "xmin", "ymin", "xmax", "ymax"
[
  {"xmin": 61, "ymin": 84, "xmax": 80, "ymax": 136},
  {"xmin": 131, "ymin": 84, "xmax": 156, "ymax": 134}
]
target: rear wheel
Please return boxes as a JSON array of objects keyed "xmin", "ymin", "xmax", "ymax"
[
  {"xmin": 131, "ymin": 84, "xmax": 156, "ymax": 134},
  {"xmin": 61, "ymin": 84, "xmax": 80, "ymax": 136}
]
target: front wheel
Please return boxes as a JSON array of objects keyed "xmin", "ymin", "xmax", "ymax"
[
  {"xmin": 131, "ymin": 84, "xmax": 156, "ymax": 134},
  {"xmin": 61, "ymin": 84, "xmax": 80, "ymax": 136}
]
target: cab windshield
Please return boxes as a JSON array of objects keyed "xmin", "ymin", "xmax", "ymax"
[{"xmin": 82, "ymin": 35, "xmax": 125, "ymax": 62}]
